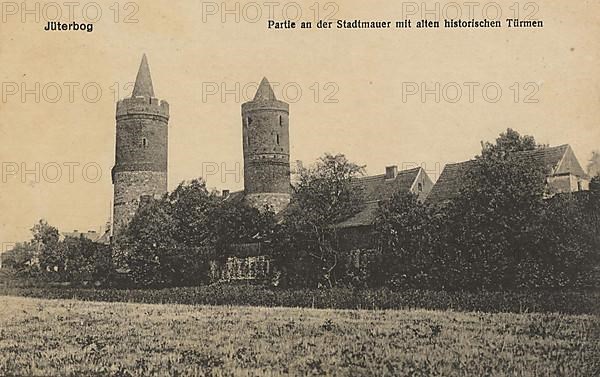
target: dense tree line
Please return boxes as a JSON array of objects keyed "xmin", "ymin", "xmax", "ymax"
[
  {"xmin": 373, "ymin": 130, "xmax": 600, "ymax": 290},
  {"xmin": 4, "ymin": 130, "xmax": 598, "ymax": 291},
  {"xmin": 2, "ymin": 220, "xmax": 112, "ymax": 285}
]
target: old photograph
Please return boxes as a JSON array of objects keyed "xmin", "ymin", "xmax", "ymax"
[{"xmin": 0, "ymin": 0, "xmax": 599, "ymax": 375}]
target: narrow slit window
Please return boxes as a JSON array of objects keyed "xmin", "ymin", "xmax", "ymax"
[
  {"xmin": 276, "ymin": 133, "xmax": 280, "ymax": 145},
  {"xmin": 279, "ymin": 115, "xmax": 283, "ymax": 127},
  {"xmin": 142, "ymin": 138, "xmax": 148, "ymax": 148}
]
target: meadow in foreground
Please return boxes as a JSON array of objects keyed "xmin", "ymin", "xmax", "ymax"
[{"xmin": 0, "ymin": 295, "xmax": 598, "ymax": 376}]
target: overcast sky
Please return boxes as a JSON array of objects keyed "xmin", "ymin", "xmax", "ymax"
[{"xmin": 0, "ymin": 0, "xmax": 598, "ymax": 243}]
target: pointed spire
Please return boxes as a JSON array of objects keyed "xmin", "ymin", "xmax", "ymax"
[
  {"xmin": 132, "ymin": 54, "xmax": 155, "ymax": 98},
  {"xmin": 253, "ymin": 77, "xmax": 277, "ymax": 101}
]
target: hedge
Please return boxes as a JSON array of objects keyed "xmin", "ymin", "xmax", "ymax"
[{"xmin": 1, "ymin": 285, "xmax": 598, "ymax": 315}]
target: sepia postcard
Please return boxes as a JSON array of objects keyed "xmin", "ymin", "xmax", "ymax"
[{"xmin": 0, "ymin": 1, "xmax": 598, "ymax": 376}]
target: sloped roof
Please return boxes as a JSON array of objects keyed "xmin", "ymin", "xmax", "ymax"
[
  {"xmin": 253, "ymin": 77, "xmax": 277, "ymax": 102},
  {"xmin": 132, "ymin": 54, "xmax": 155, "ymax": 98},
  {"xmin": 425, "ymin": 160, "xmax": 476, "ymax": 204},
  {"xmin": 335, "ymin": 167, "xmax": 423, "ymax": 228},
  {"xmin": 427, "ymin": 144, "xmax": 586, "ymax": 204}
]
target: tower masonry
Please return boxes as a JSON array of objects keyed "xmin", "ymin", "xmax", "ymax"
[
  {"xmin": 241, "ymin": 77, "xmax": 291, "ymax": 212},
  {"xmin": 112, "ymin": 54, "xmax": 169, "ymax": 236}
]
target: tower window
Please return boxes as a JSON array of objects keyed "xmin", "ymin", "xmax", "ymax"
[
  {"xmin": 279, "ymin": 115, "xmax": 283, "ymax": 127},
  {"xmin": 247, "ymin": 117, "xmax": 253, "ymax": 126},
  {"xmin": 276, "ymin": 133, "xmax": 280, "ymax": 145},
  {"xmin": 142, "ymin": 138, "xmax": 148, "ymax": 148}
]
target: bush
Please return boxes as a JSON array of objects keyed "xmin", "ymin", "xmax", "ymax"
[{"xmin": 1, "ymin": 285, "xmax": 598, "ymax": 315}]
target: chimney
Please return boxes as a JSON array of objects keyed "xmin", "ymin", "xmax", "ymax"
[
  {"xmin": 222, "ymin": 189, "xmax": 230, "ymax": 198},
  {"xmin": 385, "ymin": 165, "xmax": 398, "ymax": 179}
]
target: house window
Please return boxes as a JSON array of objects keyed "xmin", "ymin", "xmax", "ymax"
[
  {"xmin": 418, "ymin": 182, "xmax": 423, "ymax": 192},
  {"xmin": 577, "ymin": 181, "xmax": 583, "ymax": 191},
  {"xmin": 142, "ymin": 138, "xmax": 148, "ymax": 148}
]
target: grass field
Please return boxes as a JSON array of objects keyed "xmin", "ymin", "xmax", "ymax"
[{"xmin": 0, "ymin": 296, "xmax": 598, "ymax": 376}]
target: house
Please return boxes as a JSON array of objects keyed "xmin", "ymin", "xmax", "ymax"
[
  {"xmin": 427, "ymin": 144, "xmax": 590, "ymax": 204},
  {"xmin": 334, "ymin": 165, "xmax": 434, "ymax": 250}
]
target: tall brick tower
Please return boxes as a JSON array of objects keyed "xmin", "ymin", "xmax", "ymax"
[
  {"xmin": 241, "ymin": 77, "xmax": 291, "ymax": 212},
  {"xmin": 112, "ymin": 54, "xmax": 169, "ymax": 236}
]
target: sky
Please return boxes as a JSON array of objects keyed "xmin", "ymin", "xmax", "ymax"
[{"xmin": 0, "ymin": 0, "xmax": 598, "ymax": 244}]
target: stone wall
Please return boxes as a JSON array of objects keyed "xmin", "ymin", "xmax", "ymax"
[{"xmin": 112, "ymin": 171, "xmax": 167, "ymax": 235}]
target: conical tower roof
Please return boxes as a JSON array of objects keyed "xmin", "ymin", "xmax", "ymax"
[
  {"xmin": 253, "ymin": 77, "xmax": 277, "ymax": 101},
  {"xmin": 132, "ymin": 54, "xmax": 155, "ymax": 98}
]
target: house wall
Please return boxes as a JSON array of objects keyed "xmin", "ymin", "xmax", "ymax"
[
  {"xmin": 411, "ymin": 168, "xmax": 434, "ymax": 200},
  {"xmin": 548, "ymin": 174, "xmax": 589, "ymax": 194}
]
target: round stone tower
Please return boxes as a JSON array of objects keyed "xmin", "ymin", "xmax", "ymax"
[
  {"xmin": 241, "ymin": 77, "xmax": 291, "ymax": 212},
  {"xmin": 112, "ymin": 54, "xmax": 169, "ymax": 236}
]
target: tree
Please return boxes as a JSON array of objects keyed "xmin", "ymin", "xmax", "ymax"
[
  {"xmin": 60, "ymin": 236, "xmax": 113, "ymax": 284},
  {"xmin": 1, "ymin": 242, "xmax": 36, "ymax": 276},
  {"xmin": 481, "ymin": 128, "xmax": 537, "ymax": 158},
  {"xmin": 373, "ymin": 192, "xmax": 438, "ymax": 288},
  {"xmin": 116, "ymin": 195, "xmax": 180, "ymax": 287},
  {"xmin": 441, "ymin": 129, "xmax": 547, "ymax": 290},
  {"xmin": 279, "ymin": 153, "xmax": 365, "ymax": 288},
  {"xmin": 31, "ymin": 219, "xmax": 62, "ymax": 278},
  {"xmin": 117, "ymin": 178, "xmax": 279, "ymax": 287},
  {"xmin": 588, "ymin": 151, "xmax": 600, "ymax": 178}
]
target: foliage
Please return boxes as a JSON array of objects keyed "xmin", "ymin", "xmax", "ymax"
[
  {"xmin": 59, "ymin": 236, "xmax": 114, "ymax": 285},
  {"xmin": 588, "ymin": 150, "xmax": 600, "ymax": 178},
  {"xmin": 117, "ymin": 178, "xmax": 277, "ymax": 287},
  {"xmin": 277, "ymin": 153, "xmax": 365, "ymax": 288},
  {"xmin": 31, "ymin": 219, "xmax": 61, "ymax": 277},
  {"xmin": 1, "ymin": 285, "xmax": 598, "ymax": 315},
  {"xmin": 372, "ymin": 129, "xmax": 599, "ymax": 291},
  {"xmin": 373, "ymin": 192, "xmax": 440, "ymax": 288},
  {"xmin": 1, "ymin": 242, "xmax": 36, "ymax": 276}
]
